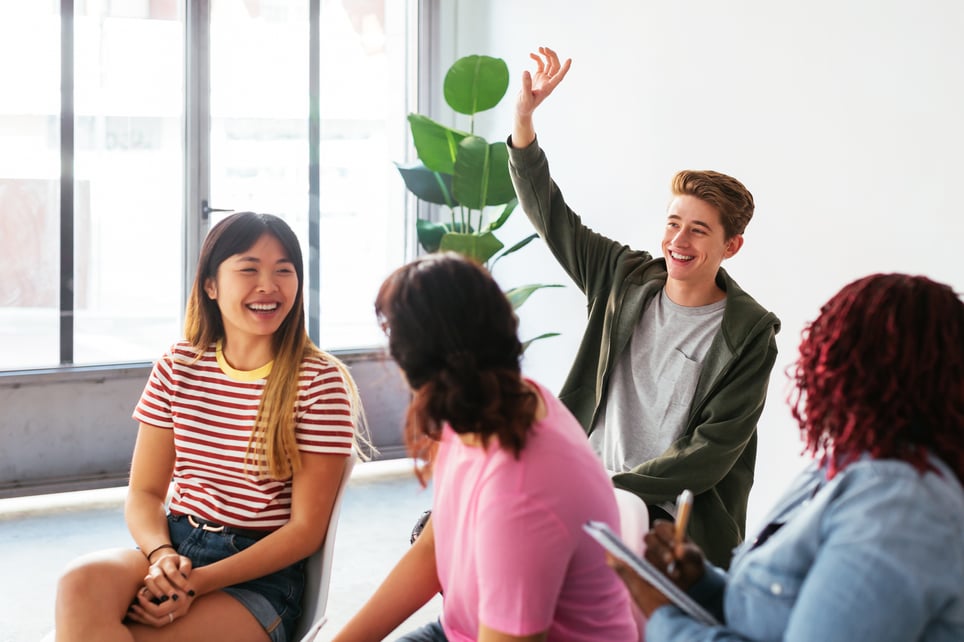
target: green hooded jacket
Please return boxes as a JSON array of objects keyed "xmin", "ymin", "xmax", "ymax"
[{"xmin": 508, "ymin": 138, "xmax": 781, "ymax": 567}]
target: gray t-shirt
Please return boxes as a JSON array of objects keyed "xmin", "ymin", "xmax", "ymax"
[{"xmin": 589, "ymin": 290, "xmax": 725, "ymax": 511}]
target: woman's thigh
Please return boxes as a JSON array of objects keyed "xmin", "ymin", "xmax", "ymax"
[
  {"xmin": 57, "ymin": 547, "xmax": 149, "ymax": 618},
  {"xmin": 129, "ymin": 591, "xmax": 270, "ymax": 642}
]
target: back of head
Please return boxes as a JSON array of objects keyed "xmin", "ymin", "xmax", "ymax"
[
  {"xmin": 375, "ymin": 253, "xmax": 536, "ymax": 474},
  {"xmin": 671, "ymin": 170, "xmax": 755, "ymax": 239},
  {"xmin": 790, "ymin": 273, "xmax": 964, "ymax": 480}
]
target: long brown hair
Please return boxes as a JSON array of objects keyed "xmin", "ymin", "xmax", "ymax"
[
  {"xmin": 788, "ymin": 273, "xmax": 963, "ymax": 481},
  {"xmin": 184, "ymin": 212, "xmax": 368, "ymax": 478},
  {"xmin": 374, "ymin": 253, "xmax": 537, "ymax": 484}
]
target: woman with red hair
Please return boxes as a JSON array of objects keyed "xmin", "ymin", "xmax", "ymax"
[{"xmin": 611, "ymin": 273, "xmax": 964, "ymax": 641}]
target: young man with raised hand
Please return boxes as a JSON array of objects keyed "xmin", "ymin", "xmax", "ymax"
[{"xmin": 507, "ymin": 46, "xmax": 781, "ymax": 568}]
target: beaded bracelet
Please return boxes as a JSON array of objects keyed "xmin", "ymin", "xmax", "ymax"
[{"xmin": 145, "ymin": 543, "xmax": 176, "ymax": 563}]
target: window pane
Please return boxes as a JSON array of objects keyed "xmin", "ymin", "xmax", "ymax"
[
  {"xmin": 318, "ymin": 0, "xmax": 410, "ymax": 349},
  {"xmin": 71, "ymin": 2, "xmax": 185, "ymax": 366},
  {"xmin": 0, "ymin": 3, "xmax": 61, "ymax": 369},
  {"xmin": 210, "ymin": 0, "xmax": 412, "ymax": 351}
]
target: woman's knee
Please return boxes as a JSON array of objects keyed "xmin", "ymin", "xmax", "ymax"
[{"xmin": 57, "ymin": 548, "xmax": 145, "ymax": 605}]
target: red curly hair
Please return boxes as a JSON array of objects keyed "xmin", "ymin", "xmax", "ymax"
[{"xmin": 788, "ymin": 273, "xmax": 963, "ymax": 481}]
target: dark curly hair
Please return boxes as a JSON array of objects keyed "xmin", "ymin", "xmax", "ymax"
[
  {"xmin": 374, "ymin": 253, "xmax": 538, "ymax": 484},
  {"xmin": 788, "ymin": 273, "xmax": 963, "ymax": 482}
]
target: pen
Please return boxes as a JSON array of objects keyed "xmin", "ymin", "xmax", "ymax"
[
  {"xmin": 674, "ymin": 489, "xmax": 694, "ymax": 545},
  {"xmin": 668, "ymin": 489, "xmax": 693, "ymax": 574}
]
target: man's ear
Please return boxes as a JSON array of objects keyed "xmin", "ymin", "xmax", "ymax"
[
  {"xmin": 204, "ymin": 277, "xmax": 217, "ymax": 300},
  {"xmin": 723, "ymin": 234, "xmax": 744, "ymax": 259}
]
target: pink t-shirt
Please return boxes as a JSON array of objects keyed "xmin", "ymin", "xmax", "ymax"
[{"xmin": 432, "ymin": 380, "xmax": 638, "ymax": 641}]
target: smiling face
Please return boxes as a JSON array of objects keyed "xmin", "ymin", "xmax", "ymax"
[
  {"xmin": 661, "ymin": 194, "xmax": 743, "ymax": 305},
  {"xmin": 203, "ymin": 232, "xmax": 298, "ymax": 359}
]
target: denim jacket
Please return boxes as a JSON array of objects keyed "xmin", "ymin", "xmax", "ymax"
[{"xmin": 646, "ymin": 453, "xmax": 964, "ymax": 641}]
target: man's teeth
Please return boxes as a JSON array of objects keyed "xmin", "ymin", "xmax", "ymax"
[
  {"xmin": 248, "ymin": 303, "xmax": 278, "ymax": 311},
  {"xmin": 671, "ymin": 252, "xmax": 693, "ymax": 261}
]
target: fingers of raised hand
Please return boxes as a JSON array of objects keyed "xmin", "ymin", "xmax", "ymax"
[
  {"xmin": 540, "ymin": 46, "xmax": 559, "ymax": 73},
  {"xmin": 529, "ymin": 51, "xmax": 545, "ymax": 73},
  {"xmin": 530, "ymin": 46, "xmax": 571, "ymax": 89}
]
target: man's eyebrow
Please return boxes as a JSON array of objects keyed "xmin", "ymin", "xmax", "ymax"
[{"xmin": 667, "ymin": 214, "xmax": 714, "ymax": 230}]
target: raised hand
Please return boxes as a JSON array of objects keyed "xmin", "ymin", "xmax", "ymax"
[{"xmin": 513, "ymin": 46, "xmax": 572, "ymax": 147}]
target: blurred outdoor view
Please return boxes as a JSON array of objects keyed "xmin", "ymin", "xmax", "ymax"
[{"xmin": 0, "ymin": 0, "xmax": 411, "ymax": 370}]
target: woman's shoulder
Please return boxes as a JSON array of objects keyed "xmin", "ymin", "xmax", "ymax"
[
  {"xmin": 838, "ymin": 454, "xmax": 963, "ymax": 493},
  {"xmin": 296, "ymin": 351, "xmax": 354, "ymax": 398},
  {"xmin": 828, "ymin": 454, "xmax": 964, "ymax": 533},
  {"xmin": 153, "ymin": 340, "xmax": 213, "ymax": 368}
]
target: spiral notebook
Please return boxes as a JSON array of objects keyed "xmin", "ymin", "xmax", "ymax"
[{"xmin": 583, "ymin": 520, "xmax": 720, "ymax": 626}]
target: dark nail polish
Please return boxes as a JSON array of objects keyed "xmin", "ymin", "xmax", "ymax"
[
  {"xmin": 187, "ymin": 590, "xmax": 196, "ymax": 597},
  {"xmin": 158, "ymin": 595, "xmax": 169, "ymax": 603},
  {"xmin": 171, "ymin": 593, "xmax": 179, "ymax": 601}
]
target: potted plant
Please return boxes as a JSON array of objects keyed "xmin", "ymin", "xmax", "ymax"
[{"xmin": 395, "ymin": 54, "xmax": 561, "ymax": 349}]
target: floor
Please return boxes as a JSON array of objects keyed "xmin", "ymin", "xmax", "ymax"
[{"xmin": 0, "ymin": 459, "xmax": 442, "ymax": 642}]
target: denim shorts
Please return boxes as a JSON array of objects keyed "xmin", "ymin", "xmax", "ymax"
[
  {"xmin": 396, "ymin": 619, "xmax": 448, "ymax": 641},
  {"xmin": 166, "ymin": 513, "xmax": 306, "ymax": 642}
]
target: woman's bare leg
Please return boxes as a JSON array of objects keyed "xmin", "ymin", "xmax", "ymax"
[
  {"xmin": 53, "ymin": 547, "xmax": 146, "ymax": 642},
  {"xmin": 54, "ymin": 548, "xmax": 271, "ymax": 642},
  {"xmin": 129, "ymin": 591, "xmax": 270, "ymax": 642}
]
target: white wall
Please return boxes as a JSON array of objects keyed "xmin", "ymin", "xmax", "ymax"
[{"xmin": 439, "ymin": 0, "xmax": 964, "ymax": 530}]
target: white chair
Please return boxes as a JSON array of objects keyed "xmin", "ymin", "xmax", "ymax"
[
  {"xmin": 292, "ymin": 450, "xmax": 357, "ymax": 642},
  {"xmin": 613, "ymin": 487, "xmax": 649, "ymax": 557},
  {"xmin": 613, "ymin": 487, "xmax": 649, "ymax": 641}
]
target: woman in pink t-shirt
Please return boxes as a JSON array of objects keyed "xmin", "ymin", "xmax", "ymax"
[{"xmin": 334, "ymin": 253, "xmax": 638, "ymax": 642}]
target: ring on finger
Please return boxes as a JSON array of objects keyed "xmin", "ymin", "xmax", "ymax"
[{"xmin": 168, "ymin": 613, "xmax": 174, "ymax": 624}]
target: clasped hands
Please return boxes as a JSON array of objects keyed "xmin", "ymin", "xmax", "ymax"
[{"xmin": 126, "ymin": 551, "xmax": 197, "ymax": 627}]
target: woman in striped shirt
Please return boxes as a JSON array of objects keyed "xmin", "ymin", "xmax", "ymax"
[{"xmin": 50, "ymin": 212, "xmax": 365, "ymax": 642}]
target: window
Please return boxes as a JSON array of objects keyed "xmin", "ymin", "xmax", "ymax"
[{"xmin": 0, "ymin": 0, "xmax": 417, "ymax": 371}]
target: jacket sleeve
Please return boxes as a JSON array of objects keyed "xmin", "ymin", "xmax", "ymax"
[
  {"xmin": 507, "ymin": 136, "xmax": 643, "ymax": 298},
  {"xmin": 612, "ymin": 326, "xmax": 778, "ymax": 505}
]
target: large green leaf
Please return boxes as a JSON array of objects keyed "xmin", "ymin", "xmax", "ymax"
[
  {"xmin": 416, "ymin": 220, "xmax": 476, "ymax": 252},
  {"xmin": 416, "ymin": 219, "xmax": 448, "ymax": 253},
  {"xmin": 504, "ymin": 283, "xmax": 564, "ymax": 310},
  {"xmin": 408, "ymin": 114, "xmax": 470, "ymax": 174},
  {"xmin": 396, "ymin": 162, "xmax": 456, "ymax": 206},
  {"xmin": 484, "ymin": 198, "xmax": 518, "ymax": 233},
  {"xmin": 439, "ymin": 231, "xmax": 504, "ymax": 264},
  {"xmin": 443, "ymin": 55, "xmax": 510, "ymax": 116},
  {"xmin": 453, "ymin": 138, "xmax": 516, "ymax": 209}
]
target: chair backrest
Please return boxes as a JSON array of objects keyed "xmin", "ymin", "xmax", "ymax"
[
  {"xmin": 613, "ymin": 487, "xmax": 649, "ymax": 557},
  {"xmin": 292, "ymin": 450, "xmax": 357, "ymax": 642}
]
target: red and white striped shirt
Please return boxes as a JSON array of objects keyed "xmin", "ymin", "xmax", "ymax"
[{"xmin": 133, "ymin": 341, "xmax": 354, "ymax": 530}]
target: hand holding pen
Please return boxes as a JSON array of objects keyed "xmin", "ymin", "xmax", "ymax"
[
  {"xmin": 668, "ymin": 489, "xmax": 693, "ymax": 573},
  {"xmin": 644, "ymin": 490, "xmax": 705, "ymax": 588}
]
